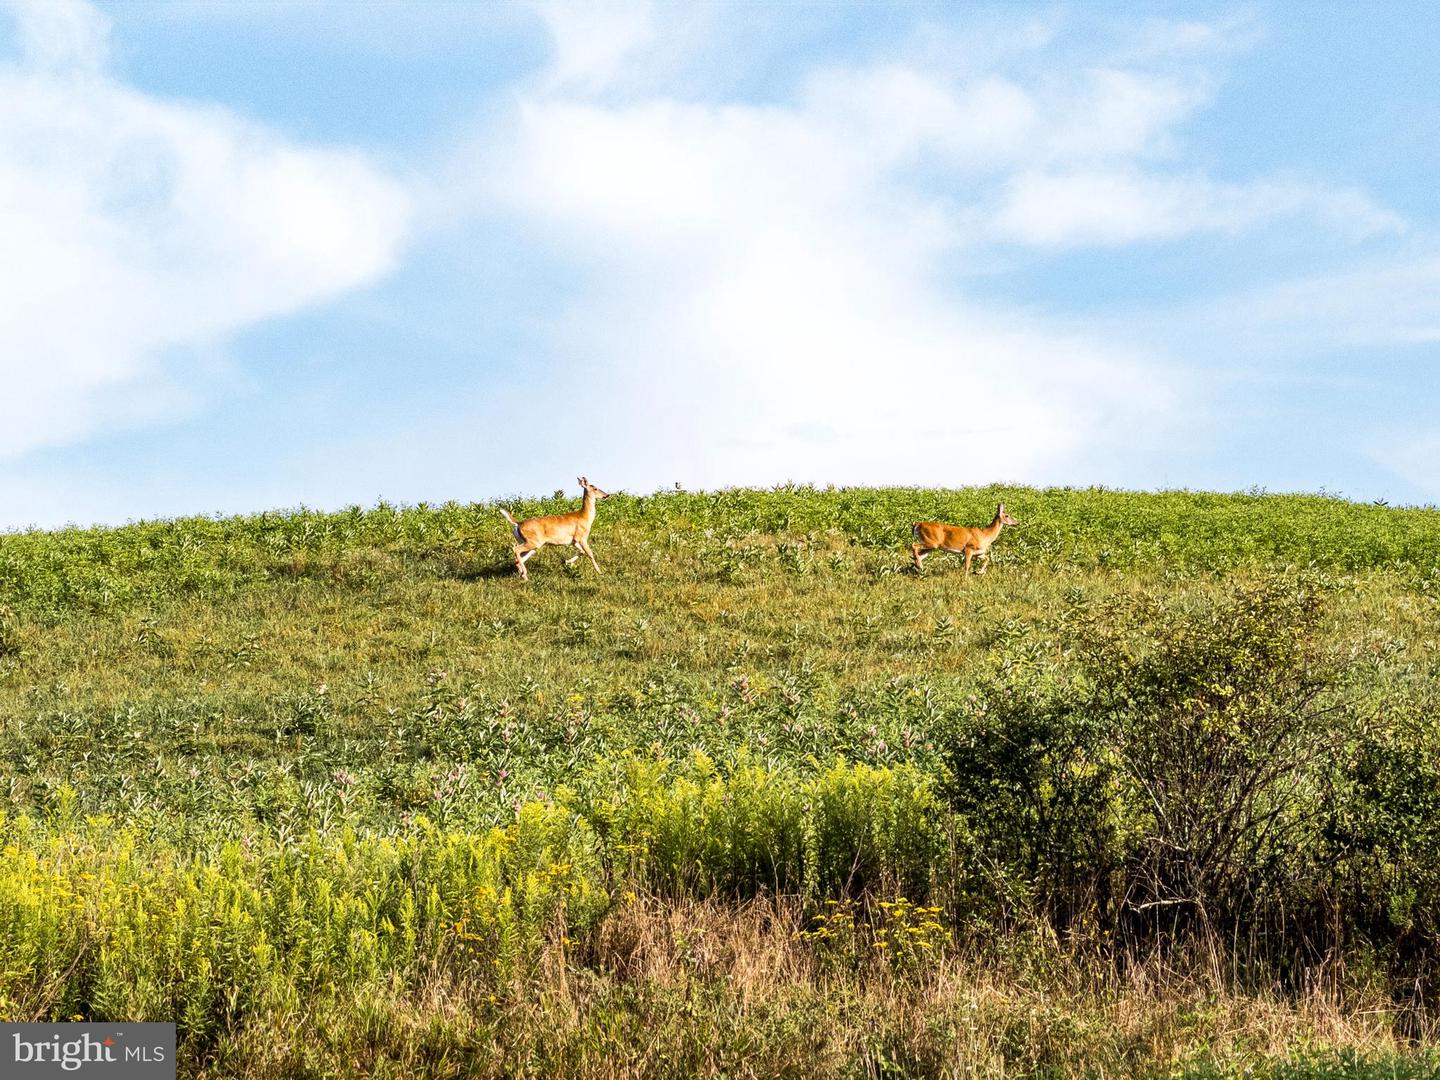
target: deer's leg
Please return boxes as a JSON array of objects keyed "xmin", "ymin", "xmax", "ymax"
[
  {"xmin": 964, "ymin": 549, "xmax": 974, "ymax": 576},
  {"xmin": 515, "ymin": 542, "xmax": 540, "ymax": 579},
  {"xmin": 565, "ymin": 541, "xmax": 582, "ymax": 567},
  {"xmin": 975, "ymin": 551, "xmax": 989, "ymax": 575},
  {"xmin": 912, "ymin": 543, "xmax": 928, "ymax": 570},
  {"xmin": 579, "ymin": 538, "xmax": 601, "ymax": 574}
]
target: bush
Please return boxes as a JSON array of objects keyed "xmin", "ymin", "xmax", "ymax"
[
  {"xmin": 942, "ymin": 573, "xmax": 1354, "ymax": 950},
  {"xmin": 1327, "ymin": 695, "xmax": 1440, "ymax": 987}
]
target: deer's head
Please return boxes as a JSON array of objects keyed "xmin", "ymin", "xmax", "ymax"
[
  {"xmin": 997, "ymin": 503, "xmax": 1019, "ymax": 526},
  {"xmin": 579, "ymin": 476, "xmax": 612, "ymax": 500}
]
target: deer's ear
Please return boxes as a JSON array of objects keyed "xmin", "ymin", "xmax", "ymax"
[{"xmin": 578, "ymin": 476, "xmax": 586, "ymax": 486}]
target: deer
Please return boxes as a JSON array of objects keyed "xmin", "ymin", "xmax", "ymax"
[
  {"xmin": 499, "ymin": 477, "xmax": 612, "ymax": 580},
  {"xmin": 911, "ymin": 503, "xmax": 1019, "ymax": 576}
]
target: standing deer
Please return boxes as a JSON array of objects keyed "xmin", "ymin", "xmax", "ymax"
[
  {"xmin": 911, "ymin": 503, "xmax": 1019, "ymax": 576},
  {"xmin": 499, "ymin": 477, "xmax": 612, "ymax": 580}
]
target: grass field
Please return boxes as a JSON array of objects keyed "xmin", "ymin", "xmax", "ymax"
[{"xmin": 2, "ymin": 484, "xmax": 1439, "ymax": 1078}]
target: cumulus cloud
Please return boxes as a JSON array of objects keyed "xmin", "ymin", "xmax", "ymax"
[
  {"xmin": 492, "ymin": 90, "xmax": 1180, "ymax": 488},
  {"xmin": 467, "ymin": 9, "xmax": 1326, "ymax": 490},
  {"xmin": 0, "ymin": 0, "xmax": 412, "ymax": 459},
  {"xmin": 456, "ymin": 5, "xmax": 1421, "ymax": 492},
  {"xmin": 805, "ymin": 55, "xmax": 1400, "ymax": 248}
]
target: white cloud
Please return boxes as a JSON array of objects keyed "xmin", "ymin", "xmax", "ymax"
[
  {"xmin": 450, "ymin": 6, "xmax": 1417, "ymax": 493},
  {"xmin": 1119, "ymin": 12, "xmax": 1265, "ymax": 65},
  {"xmin": 530, "ymin": 0, "xmax": 657, "ymax": 95},
  {"xmin": 799, "ymin": 61, "xmax": 1204, "ymax": 177},
  {"xmin": 799, "ymin": 44, "xmax": 1399, "ymax": 249},
  {"xmin": 0, "ymin": 0, "xmax": 413, "ymax": 460},
  {"xmin": 5, "ymin": 0, "xmax": 108, "ymax": 73},
  {"xmin": 990, "ymin": 168, "xmax": 1403, "ymax": 248},
  {"xmin": 474, "ymin": 23, "xmax": 1218, "ymax": 490},
  {"xmin": 1233, "ymin": 255, "xmax": 1440, "ymax": 348},
  {"xmin": 1141, "ymin": 253, "xmax": 1440, "ymax": 360}
]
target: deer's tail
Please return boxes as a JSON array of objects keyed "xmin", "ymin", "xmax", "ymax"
[{"xmin": 499, "ymin": 508, "xmax": 519, "ymax": 527}]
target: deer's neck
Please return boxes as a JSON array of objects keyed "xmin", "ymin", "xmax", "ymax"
[
  {"xmin": 580, "ymin": 491, "xmax": 597, "ymax": 520},
  {"xmin": 981, "ymin": 515, "xmax": 1005, "ymax": 542}
]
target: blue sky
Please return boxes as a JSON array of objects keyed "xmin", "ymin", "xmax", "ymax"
[{"xmin": 1, "ymin": 0, "xmax": 1437, "ymax": 529}]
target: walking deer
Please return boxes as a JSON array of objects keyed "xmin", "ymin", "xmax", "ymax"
[
  {"xmin": 911, "ymin": 503, "xmax": 1019, "ymax": 576},
  {"xmin": 499, "ymin": 477, "xmax": 611, "ymax": 580}
]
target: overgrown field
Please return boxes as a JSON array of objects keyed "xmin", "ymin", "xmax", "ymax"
[{"xmin": 2, "ymin": 485, "xmax": 1439, "ymax": 1078}]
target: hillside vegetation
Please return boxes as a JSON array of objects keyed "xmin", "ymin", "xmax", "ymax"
[{"xmin": 2, "ymin": 485, "xmax": 1439, "ymax": 1078}]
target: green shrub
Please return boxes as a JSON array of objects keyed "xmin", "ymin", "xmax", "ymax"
[
  {"xmin": 942, "ymin": 573, "xmax": 1356, "ymax": 948},
  {"xmin": 1327, "ymin": 695, "xmax": 1440, "ymax": 982}
]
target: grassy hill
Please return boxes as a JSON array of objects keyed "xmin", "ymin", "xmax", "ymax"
[{"xmin": 2, "ymin": 485, "xmax": 1439, "ymax": 1078}]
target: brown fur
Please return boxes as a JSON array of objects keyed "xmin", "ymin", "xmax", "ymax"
[
  {"xmin": 500, "ymin": 477, "xmax": 611, "ymax": 580},
  {"xmin": 911, "ymin": 503, "xmax": 1019, "ymax": 576}
]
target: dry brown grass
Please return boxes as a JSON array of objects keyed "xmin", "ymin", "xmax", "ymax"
[{"xmin": 194, "ymin": 896, "xmax": 1432, "ymax": 1079}]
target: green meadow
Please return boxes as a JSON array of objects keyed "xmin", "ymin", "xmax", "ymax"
[{"xmin": 2, "ymin": 485, "xmax": 1439, "ymax": 1078}]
